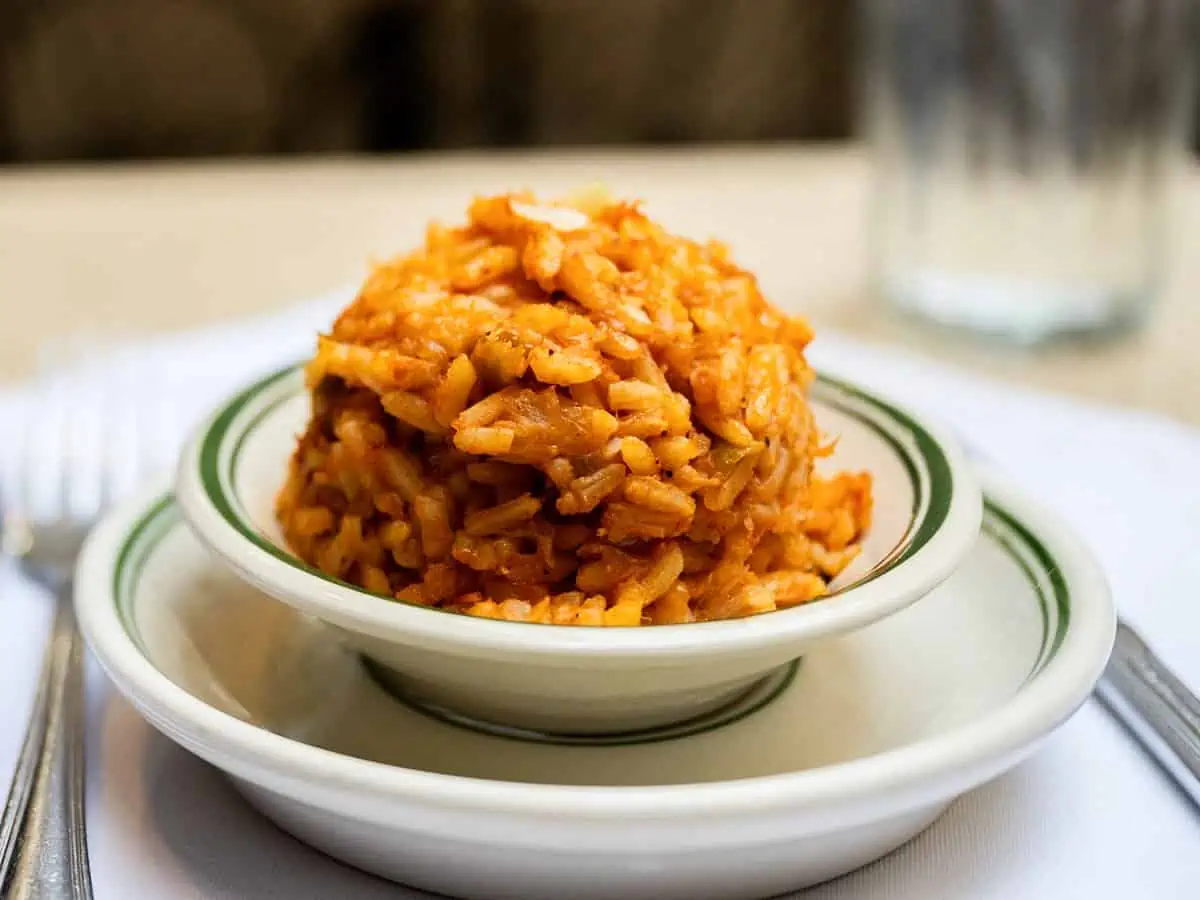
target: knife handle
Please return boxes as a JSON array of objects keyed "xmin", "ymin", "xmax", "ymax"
[{"xmin": 1095, "ymin": 621, "xmax": 1200, "ymax": 809}]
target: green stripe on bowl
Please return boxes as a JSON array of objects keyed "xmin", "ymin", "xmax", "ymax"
[
  {"xmin": 815, "ymin": 374, "xmax": 954, "ymax": 574},
  {"xmin": 809, "ymin": 376, "xmax": 944, "ymax": 593},
  {"xmin": 113, "ymin": 495, "xmax": 1071, "ymax": 742},
  {"xmin": 193, "ymin": 363, "xmax": 953, "ymax": 626}
]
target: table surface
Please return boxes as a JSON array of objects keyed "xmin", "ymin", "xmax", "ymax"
[{"xmin": 1, "ymin": 144, "xmax": 1195, "ymax": 423}]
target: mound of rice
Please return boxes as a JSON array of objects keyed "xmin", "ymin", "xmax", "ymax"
[{"xmin": 277, "ymin": 188, "xmax": 872, "ymax": 626}]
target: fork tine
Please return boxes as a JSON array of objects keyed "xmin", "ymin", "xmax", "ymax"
[
  {"xmin": 93, "ymin": 348, "xmax": 119, "ymax": 515},
  {"xmin": 65, "ymin": 349, "xmax": 105, "ymax": 521},
  {"xmin": 58, "ymin": 350, "xmax": 79, "ymax": 519},
  {"xmin": 120, "ymin": 351, "xmax": 145, "ymax": 500},
  {"xmin": 1, "ymin": 392, "xmax": 29, "ymax": 518},
  {"xmin": 147, "ymin": 347, "xmax": 181, "ymax": 475},
  {"xmin": 100, "ymin": 350, "xmax": 144, "ymax": 511},
  {"xmin": 59, "ymin": 368, "xmax": 77, "ymax": 521},
  {"xmin": 53, "ymin": 367, "xmax": 73, "ymax": 521},
  {"xmin": 94, "ymin": 396, "xmax": 113, "ymax": 516},
  {"xmin": 26, "ymin": 368, "xmax": 71, "ymax": 522}
]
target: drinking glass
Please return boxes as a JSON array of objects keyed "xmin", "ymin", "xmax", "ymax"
[{"xmin": 861, "ymin": 0, "xmax": 1198, "ymax": 342}]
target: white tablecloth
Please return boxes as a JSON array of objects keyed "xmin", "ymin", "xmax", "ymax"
[{"xmin": 1, "ymin": 296, "xmax": 1198, "ymax": 899}]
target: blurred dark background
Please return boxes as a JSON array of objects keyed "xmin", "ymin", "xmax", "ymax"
[{"xmin": 0, "ymin": 0, "xmax": 854, "ymax": 162}]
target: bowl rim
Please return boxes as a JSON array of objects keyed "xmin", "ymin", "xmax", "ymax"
[
  {"xmin": 173, "ymin": 363, "xmax": 982, "ymax": 657},
  {"xmin": 77, "ymin": 469, "xmax": 1114, "ymax": 821}
]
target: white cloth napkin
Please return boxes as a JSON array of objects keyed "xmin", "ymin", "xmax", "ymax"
[{"xmin": 2, "ymin": 295, "xmax": 1198, "ymax": 899}]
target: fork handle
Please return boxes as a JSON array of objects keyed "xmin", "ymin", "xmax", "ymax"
[{"xmin": 0, "ymin": 588, "xmax": 93, "ymax": 899}]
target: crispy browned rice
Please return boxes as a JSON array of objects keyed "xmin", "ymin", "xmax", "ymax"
[{"xmin": 276, "ymin": 188, "xmax": 872, "ymax": 625}]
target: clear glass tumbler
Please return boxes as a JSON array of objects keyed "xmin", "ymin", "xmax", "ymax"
[{"xmin": 861, "ymin": 0, "xmax": 1198, "ymax": 342}]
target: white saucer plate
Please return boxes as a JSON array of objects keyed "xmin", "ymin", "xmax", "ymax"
[{"xmin": 77, "ymin": 472, "xmax": 1113, "ymax": 900}]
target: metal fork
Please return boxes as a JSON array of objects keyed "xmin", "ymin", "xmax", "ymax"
[
  {"xmin": 0, "ymin": 515, "xmax": 93, "ymax": 899},
  {"xmin": 0, "ymin": 350, "xmax": 146, "ymax": 899}
]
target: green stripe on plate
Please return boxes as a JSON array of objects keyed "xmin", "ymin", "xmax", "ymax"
[
  {"xmin": 114, "ymin": 495, "xmax": 1070, "ymax": 745},
  {"xmin": 985, "ymin": 500, "xmax": 1070, "ymax": 678},
  {"xmin": 112, "ymin": 494, "xmax": 178, "ymax": 657}
]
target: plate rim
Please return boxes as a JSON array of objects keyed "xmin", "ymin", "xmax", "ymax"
[
  {"xmin": 172, "ymin": 364, "xmax": 983, "ymax": 657},
  {"xmin": 77, "ymin": 469, "xmax": 1115, "ymax": 821}
]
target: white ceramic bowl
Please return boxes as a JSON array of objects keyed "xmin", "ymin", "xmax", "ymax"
[
  {"xmin": 78, "ymin": 471, "xmax": 1113, "ymax": 900},
  {"xmin": 176, "ymin": 364, "xmax": 981, "ymax": 734}
]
